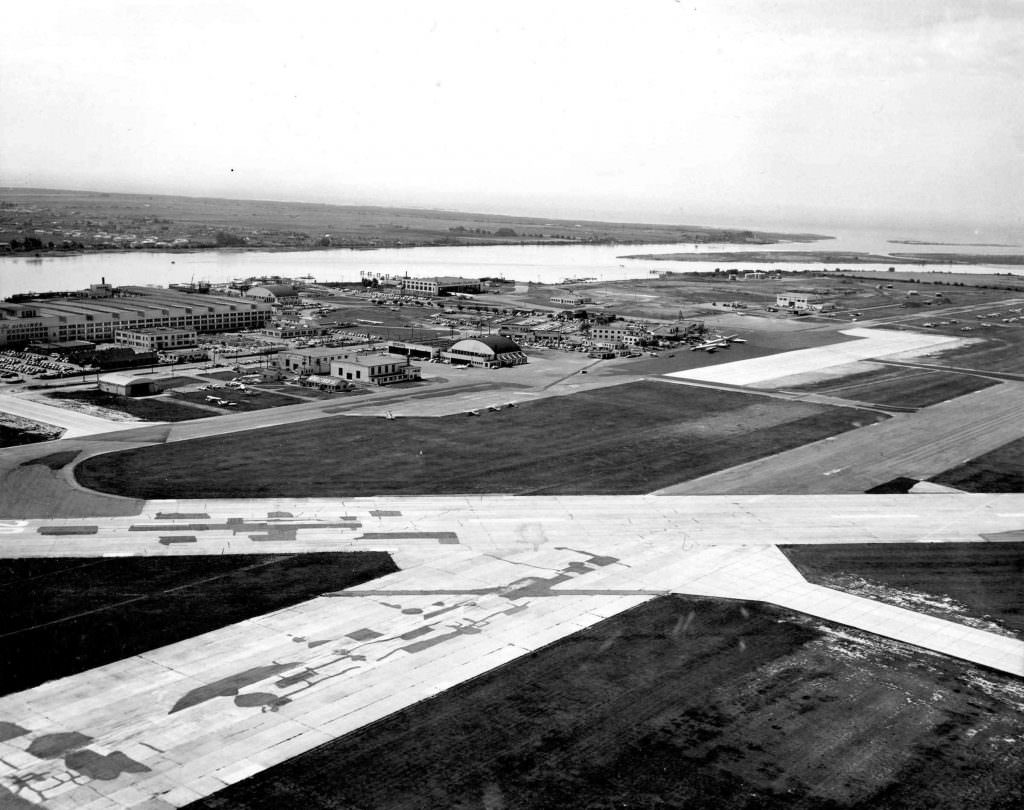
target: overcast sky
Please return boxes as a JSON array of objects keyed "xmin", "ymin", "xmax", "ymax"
[{"xmin": 1, "ymin": 0, "xmax": 1021, "ymax": 231}]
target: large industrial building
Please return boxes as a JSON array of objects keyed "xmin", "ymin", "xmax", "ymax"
[
  {"xmin": 0, "ymin": 285, "xmax": 272, "ymax": 348},
  {"xmin": 441, "ymin": 336, "xmax": 527, "ymax": 368}
]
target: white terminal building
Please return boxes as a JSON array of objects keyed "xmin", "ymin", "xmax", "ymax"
[
  {"xmin": 330, "ymin": 352, "xmax": 421, "ymax": 385},
  {"xmin": 359, "ymin": 271, "xmax": 482, "ymax": 297}
]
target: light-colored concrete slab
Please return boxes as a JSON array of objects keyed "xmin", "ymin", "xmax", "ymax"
[
  {"xmin": 1, "ymin": 492, "xmax": 1022, "ymax": 808},
  {"xmin": 664, "ymin": 327, "xmax": 962, "ymax": 387}
]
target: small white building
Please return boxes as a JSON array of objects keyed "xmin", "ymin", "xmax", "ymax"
[
  {"xmin": 776, "ymin": 293, "xmax": 813, "ymax": 310},
  {"xmin": 330, "ymin": 353, "xmax": 421, "ymax": 385},
  {"xmin": 98, "ymin": 373, "xmax": 167, "ymax": 396},
  {"xmin": 550, "ymin": 291, "xmax": 593, "ymax": 306}
]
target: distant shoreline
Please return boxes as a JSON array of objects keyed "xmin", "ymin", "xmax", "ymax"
[
  {"xmin": 619, "ymin": 250, "xmax": 1024, "ymax": 266},
  {"xmin": 0, "ymin": 186, "xmax": 828, "ymax": 257},
  {"xmin": 889, "ymin": 239, "xmax": 1020, "ymax": 248},
  {"xmin": 0, "ymin": 237, "xmax": 829, "ymax": 261}
]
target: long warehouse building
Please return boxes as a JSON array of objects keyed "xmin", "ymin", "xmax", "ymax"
[{"xmin": 0, "ymin": 286, "xmax": 272, "ymax": 347}]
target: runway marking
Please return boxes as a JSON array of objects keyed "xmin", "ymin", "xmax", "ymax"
[{"xmin": 37, "ymin": 526, "xmax": 98, "ymax": 535}]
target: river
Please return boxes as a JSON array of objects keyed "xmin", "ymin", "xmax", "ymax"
[{"xmin": 1, "ymin": 225, "xmax": 1021, "ymax": 298}]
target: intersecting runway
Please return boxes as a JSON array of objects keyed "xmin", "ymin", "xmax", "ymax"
[
  {"xmin": 1, "ymin": 493, "xmax": 1022, "ymax": 809},
  {"xmin": 665, "ymin": 327, "xmax": 963, "ymax": 386}
]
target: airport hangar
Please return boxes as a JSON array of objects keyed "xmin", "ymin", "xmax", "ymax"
[{"xmin": 441, "ymin": 335, "xmax": 528, "ymax": 368}]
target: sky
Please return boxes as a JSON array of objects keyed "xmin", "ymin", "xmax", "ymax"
[{"xmin": 1, "ymin": 0, "xmax": 1022, "ymax": 233}]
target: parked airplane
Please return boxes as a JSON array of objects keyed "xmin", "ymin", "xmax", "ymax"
[{"xmin": 690, "ymin": 338, "xmax": 728, "ymax": 351}]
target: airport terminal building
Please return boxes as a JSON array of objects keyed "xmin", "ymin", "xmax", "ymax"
[{"xmin": 330, "ymin": 353, "xmax": 421, "ymax": 385}]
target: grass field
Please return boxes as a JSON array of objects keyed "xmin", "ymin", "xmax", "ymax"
[
  {"xmin": 928, "ymin": 328, "xmax": 1024, "ymax": 375},
  {"xmin": 788, "ymin": 366, "xmax": 998, "ymax": 408},
  {"xmin": 781, "ymin": 543, "xmax": 1024, "ymax": 635},
  {"xmin": 0, "ymin": 553, "xmax": 397, "ymax": 697},
  {"xmin": 46, "ymin": 389, "xmax": 209, "ymax": 421},
  {"xmin": 171, "ymin": 388, "xmax": 307, "ymax": 412},
  {"xmin": 930, "ymin": 437, "xmax": 1024, "ymax": 493},
  {"xmin": 187, "ymin": 595, "xmax": 1024, "ymax": 810},
  {"xmin": 74, "ymin": 382, "xmax": 885, "ymax": 499}
]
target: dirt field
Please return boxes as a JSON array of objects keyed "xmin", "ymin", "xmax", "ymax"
[
  {"xmin": 787, "ymin": 365, "xmax": 998, "ymax": 407},
  {"xmin": 74, "ymin": 381, "xmax": 885, "ymax": 499},
  {"xmin": 0, "ymin": 552, "xmax": 397, "ymax": 697},
  {"xmin": 186, "ymin": 596, "xmax": 1024, "ymax": 810},
  {"xmin": 931, "ymin": 437, "xmax": 1024, "ymax": 493},
  {"xmin": 781, "ymin": 543, "xmax": 1024, "ymax": 636},
  {"xmin": 0, "ymin": 419, "xmax": 62, "ymax": 447}
]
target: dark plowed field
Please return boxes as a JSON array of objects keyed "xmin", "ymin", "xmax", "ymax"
[
  {"xmin": 187, "ymin": 596, "xmax": 1024, "ymax": 810},
  {"xmin": 782, "ymin": 542, "xmax": 1024, "ymax": 635},
  {"xmin": 0, "ymin": 552, "xmax": 397, "ymax": 696}
]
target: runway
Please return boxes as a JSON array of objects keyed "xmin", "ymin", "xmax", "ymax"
[
  {"xmin": 665, "ymin": 327, "xmax": 963, "ymax": 387},
  {"xmin": 0, "ymin": 394, "xmax": 142, "ymax": 439},
  {"xmin": 0, "ymin": 493, "xmax": 1022, "ymax": 808},
  {"xmin": 659, "ymin": 380, "xmax": 1024, "ymax": 494}
]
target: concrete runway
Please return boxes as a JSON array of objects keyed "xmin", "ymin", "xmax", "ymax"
[
  {"xmin": 0, "ymin": 394, "xmax": 143, "ymax": 439},
  {"xmin": 0, "ymin": 326, "xmax": 1021, "ymax": 808},
  {"xmin": 0, "ymin": 493, "xmax": 1022, "ymax": 809},
  {"xmin": 659, "ymin": 380, "xmax": 1024, "ymax": 494},
  {"xmin": 666, "ymin": 327, "xmax": 963, "ymax": 387}
]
